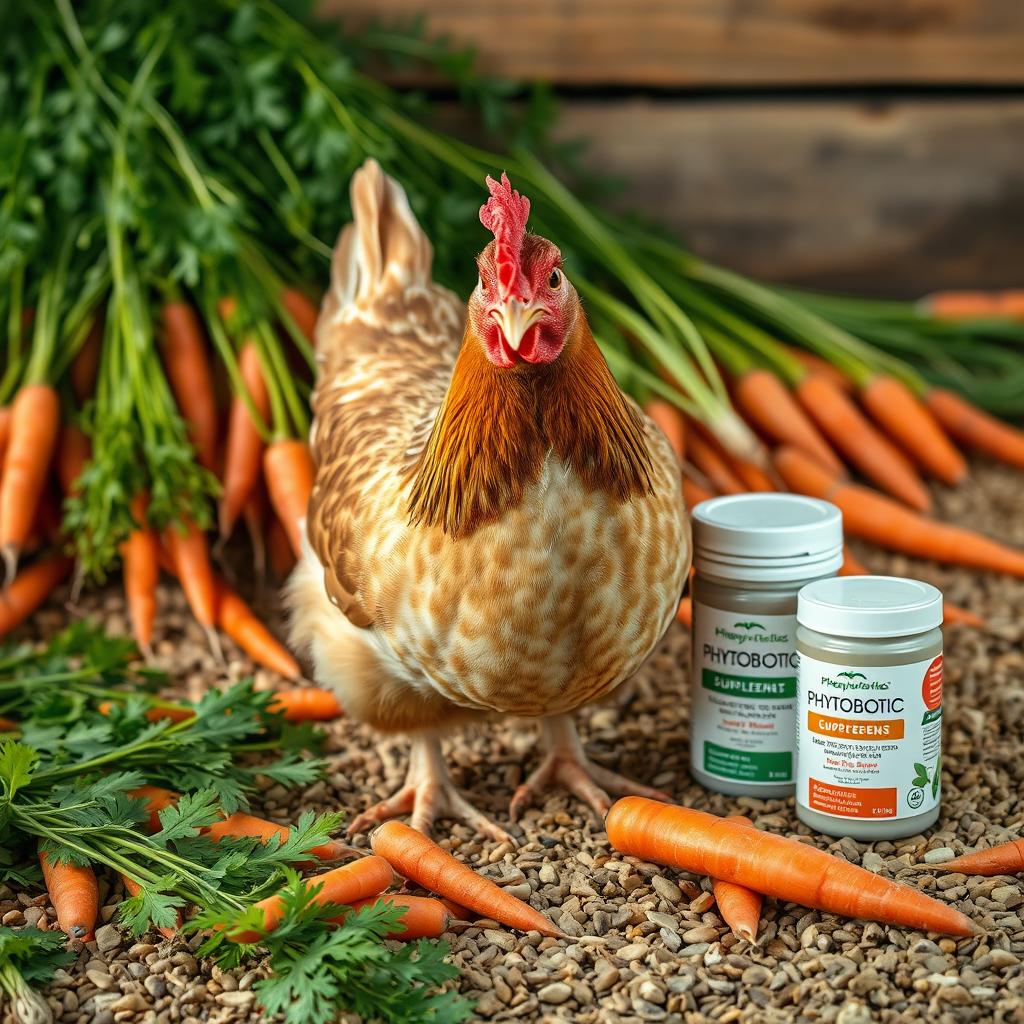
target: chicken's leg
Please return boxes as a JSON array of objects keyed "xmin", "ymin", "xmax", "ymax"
[
  {"xmin": 510, "ymin": 714, "xmax": 671, "ymax": 821},
  {"xmin": 348, "ymin": 732, "xmax": 514, "ymax": 843}
]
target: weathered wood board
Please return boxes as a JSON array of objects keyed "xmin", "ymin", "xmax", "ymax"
[
  {"xmin": 322, "ymin": 0, "xmax": 1024, "ymax": 86},
  {"xmin": 550, "ymin": 98, "xmax": 1024, "ymax": 294}
]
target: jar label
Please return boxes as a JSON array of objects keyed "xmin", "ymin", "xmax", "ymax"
[
  {"xmin": 796, "ymin": 653, "xmax": 943, "ymax": 820},
  {"xmin": 691, "ymin": 604, "xmax": 798, "ymax": 785}
]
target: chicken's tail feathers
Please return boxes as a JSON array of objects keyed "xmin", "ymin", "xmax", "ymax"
[{"xmin": 324, "ymin": 159, "xmax": 433, "ymax": 325}]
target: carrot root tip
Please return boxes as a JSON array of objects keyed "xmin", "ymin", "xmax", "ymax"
[
  {"xmin": 205, "ymin": 625, "xmax": 225, "ymax": 665},
  {"xmin": 1, "ymin": 545, "xmax": 18, "ymax": 588}
]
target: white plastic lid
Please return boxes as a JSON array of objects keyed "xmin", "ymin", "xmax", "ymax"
[
  {"xmin": 798, "ymin": 575, "xmax": 943, "ymax": 638},
  {"xmin": 692, "ymin": 494, "xmax": 843, "ymax": 583}
]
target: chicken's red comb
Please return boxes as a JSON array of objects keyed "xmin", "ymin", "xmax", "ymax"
[{"xmin": 480, "ymin": 173, "xmax": 531, "ymax": 300}]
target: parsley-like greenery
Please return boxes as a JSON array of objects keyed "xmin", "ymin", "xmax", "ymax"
[
  {"xmin": 0, "ymin": 926, "xmax": 75, "ymax": 1024},
  {"xmin": 0, "ymin": 623, "xmax": 471, "ymax": 1023}
]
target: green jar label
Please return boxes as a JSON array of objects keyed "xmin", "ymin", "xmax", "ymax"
[{"xmin": 691, "ymin": 604, "xmax": 798, "ymax": 786}]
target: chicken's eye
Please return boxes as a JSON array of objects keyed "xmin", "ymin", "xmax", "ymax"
[{"xmin": 548, "ymin": 268, "xmax": 562, "ymax": 289}]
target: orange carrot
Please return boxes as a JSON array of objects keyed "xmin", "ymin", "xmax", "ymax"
[
  {"xmin": 120, "ymin": 494, "xmax": 160, "ymax": 654},
  {"xmin": 860, "ymin": 376, "xmax": 966, "ymax": 485},
  {"xmin": 230, "ymin": 855, "xmax": 395, "ymax": 943},
  {"xmin": 130, "ymin": 784, "xmax": 179, "ymax": 832},
  {"xmin": 710, "ymin": 815, "xmax": 762, "ymax": 943},
  {"xmin": 205, "ymin": 812, "xmax": 354, "ymax": 863},
  {"xmin": 267, "ymin": 514, "xmax": 296, "ymax": 580},
  {"xmin": 121, "ymin": 875, "xmax": 180, "ymax": 939},
  {"xmin": 682, "ymin": 476, "xmax": 715, "ymax": 508},
  {"xmin": 347, "ymin": 895, "xmax": 451, "ymax": 939},
  {"xmin": 71, "ymin": 320, "xmax": 103, "ymax": 403},
  {"xmin": 727, "ymin": 455, "xmax": 775, "ymax": 493},
  {"xmin": 281, "ymin": 288, "xmax": 320, "ymax": 343},
  {"xmin": 0, "ymin": 553, "xmax": 72, "ymax": 637},
  {"xmin": 784, "ymin": 347, "xmax": 855, "ymax": 394},
  {"xmin": 216, "ymin": 580, "xmax": 300, "ymax": 679},
  {"xmin": 0, "ymin": 384, "xmax": 61, "ymax": 577},
  {"xmin": 162, "ymin": 518, "xmax": 217, "ymax": 630},
  {"xmin": 925, "ymin": 389, "xmax": 1024, "ymax": 470},
  {"xmin": 997, "ymin": 291, "xmax": 1024, "ymax": 319},
  {"xmin": 644, "ymin": 400, "xmax": 686, "ymax": 462},
  {"xmin": 774, "ymin": 445, "xmax": 1024, "ymax": 577},
  {"xmin": 676, "ymin": 597, "xmax": 692, "ymax": 628},
  {"xmin": 921, "ymin": 291, "xmax": 1003, "ymax": 320},
  {"xmin": 130, "ymin": 784, "xmax": 354, "ymax": 862},
  {"xmin": 794, "ymin": 375, "xmax": 931, "ymax": 512},
  {"xmin": 99, "ymin": 701, "xmax": 195, "ymax": 725},
  {"xmin": 220, "ymin": 343, "xmax": 271, "ymax": 540},
  {"xmin": 268, "ymin": 688, "xmax": 343, "ymax": 722},
  {"xmin": 935, "ymin": 839, "xmax": 1024, "ymax": 877},
  {"xmin": 56, "ymin": 423, "xmax": 90, "ymax": 497},
  {"xmin": 39, "ymin": 849, "xmax": 99, "ymax": 940},
  {"xmin": 941, "ymin": 603, "xmax": 985, "ymax": 629},
  {"xmin": 371, "ymin": 820, "xmax": 562, "ymax": 937},
  {"xmin": 733, "ymin": 369, "xmax": 844, "ymax": 474},
  {"xmin": 0, "ymin": 715, "xmax": 18, "ymax": 731},
  {"xmin": 160, "ymin": 302, "xmax": 219, "ymax": 472},
  {"xmin": 606, "ymin": 797, "xmax": 975, "ymax": 935},
  {"xmin": 688, "ymin": 432, "xmax": 744, "ymax": 496},
  {"xmin": 264, "ymin": 439, "xmax": 314, "ymax": 557}
]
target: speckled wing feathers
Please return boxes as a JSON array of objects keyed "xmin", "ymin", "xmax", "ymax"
[{"xmin": 306, "ymin": 160, "xmax": 464, "ymax": 629}]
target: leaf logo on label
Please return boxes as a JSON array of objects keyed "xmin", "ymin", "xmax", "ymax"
[
  {"xmin": 837, "ymin": 671, "xmax": 867, "ymax": 680},
  {"xmin": 732, "ymin": 621, "xmax": 765, "ymax": 631}
]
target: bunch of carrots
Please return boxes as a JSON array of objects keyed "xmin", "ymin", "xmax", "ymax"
[
  {"xmin": 641, "ymin": 298, "xmax": 1024, "ymax": 632},
  {"xmin": 0, "ymin": 284, "xmax": 332, "ymax": 702}
]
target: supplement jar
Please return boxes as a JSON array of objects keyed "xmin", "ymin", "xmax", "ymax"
[
  {"xmin": 690, "ymin": 494, "xmax": 843, "ymax": 797},
  {"xmin": 796, "ymin": 575, "xmax": 943, "ymax": 839}
]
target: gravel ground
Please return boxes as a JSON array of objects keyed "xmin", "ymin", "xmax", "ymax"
[{"xmin": 3, "ymin": 460, "xmax": 1024, "ymax": 1024}]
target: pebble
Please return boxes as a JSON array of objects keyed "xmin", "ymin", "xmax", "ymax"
[
  {"xmin": 615, "ymin": 942, "xmax": 649, "ymax": 962},
  {"xmin": 651, "ymin": 876, "xmax": 682, "ymax": 902},
  {"xmin": 923, "ymin": 847, "xmax": 956, "ymax": 864},
  {"xmin": 537, "ymin": 982, "xmax": 573, "ymax": 1004},
  {"xmin": 94, "ymin": 924, "xmax": 122, "ymax": 952}
]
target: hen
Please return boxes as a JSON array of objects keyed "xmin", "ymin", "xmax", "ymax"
[{"xmin": 287, "ymin": 160, "xmax": 690, "ymax": 840}]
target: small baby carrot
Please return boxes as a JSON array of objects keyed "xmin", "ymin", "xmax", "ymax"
[
  {"xmin": 711, "ymin": 816, "xmax": 762, "ymax": 943},
  {"xmin": 934, "ymin": 839, "xmax": 1024, "ymax": 877},
  {"xmin": 264, "ymin": 439, "xmax": 314, "ymax": 557},
  {"xmin": 230, "ymin": 856, "xmax": 395, "ymax": 943},
  {"xmin": 39, "ymin": 849, "xmax": 98, "ymax": 940},
  {"xmin": 925, "ymin": 389, "xmax": 1024, "ymax": 470},
  {"xmin": 268, "ymin": 688, "xmax": 343, "ymax": 722},
  {"xmin": 371, "ymin": 820, "xmax": 562, "ymax": 937},
  {"xmin": 644, "ymin": 400, "xmax": 686, "ymax": 462},
  {"xmin": 347, "ymin": 894, "xmax": 451, "ymax": 939}
]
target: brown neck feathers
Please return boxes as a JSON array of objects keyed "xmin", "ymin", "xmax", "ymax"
[{"xmin": 408, "ymin": 312, "xmax": 653, "ymax": 537}]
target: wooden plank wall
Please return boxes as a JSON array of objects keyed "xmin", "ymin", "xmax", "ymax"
[{"xmin": 322, "ymin": 0, "xmax": 1024, "ymax": 296}]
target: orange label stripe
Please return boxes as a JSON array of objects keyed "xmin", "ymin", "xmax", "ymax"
[{"xmin": 807, "ymin": 711, "xmax": 905, "ymax": 741}]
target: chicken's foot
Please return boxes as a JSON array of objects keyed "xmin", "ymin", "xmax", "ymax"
[
  {"xmin": 348, "ymin": 732, "xmax": 514, "ymax": 843},
  {"xmin": 510, "ymin": 714, "xmax": 672, "ymax": 821}
]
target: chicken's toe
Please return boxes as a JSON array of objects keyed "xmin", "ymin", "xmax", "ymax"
[
  {"xmin": 511, "ymin": 713, "xmax": 672, "ymax": 821},
  {"xmin": 348, "ymin": 733, "xmax": 514, "ymax": 843}
]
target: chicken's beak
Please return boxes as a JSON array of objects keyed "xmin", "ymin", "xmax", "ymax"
[{"xmin": 490, "ymin": 299, "xmax": 546, "ymax": 353}]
